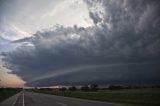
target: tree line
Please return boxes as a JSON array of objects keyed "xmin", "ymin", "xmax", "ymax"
[{"xmin": 35, "ymin": 84, "xmax": 160, "ymax": 92}]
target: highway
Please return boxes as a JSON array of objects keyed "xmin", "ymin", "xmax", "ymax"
[{"xmin": 0, "ymin": 91, "xmax": 132, "ymax": 106}]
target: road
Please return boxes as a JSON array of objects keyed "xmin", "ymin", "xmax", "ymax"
[{"xmin": 0, "ymin": 91, "xmax": 132, "ymax": 106}]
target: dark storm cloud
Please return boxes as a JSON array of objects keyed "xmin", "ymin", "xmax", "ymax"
[
  {"xmin": 29, "ymin": 62, "xmax": 160, "ymax": 86},
  {"xmin": 89, "ymin": 12, "xmax": 102, "ymax": 24},
  {"xmin": 2, "ymin": 0, "xmax": 160, "ymax": 86}
]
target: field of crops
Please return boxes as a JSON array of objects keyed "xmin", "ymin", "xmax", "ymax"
[{"xmin": 34, "ymin": 88, "xmax": 160, "ymax": 106}]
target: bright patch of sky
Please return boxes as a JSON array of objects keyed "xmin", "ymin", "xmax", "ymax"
[{"xmin": 0, "ymin": 0, "xmax": 93, "ymax": 41}]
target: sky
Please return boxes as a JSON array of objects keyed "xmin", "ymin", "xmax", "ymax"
[{"xmin": 0, "ymin": 0, "xmax": 160, "ymax": 87}]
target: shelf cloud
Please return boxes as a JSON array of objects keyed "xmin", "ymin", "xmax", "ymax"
[{"xmin": 1, "ymin": 0, "xmax": 160, "ymax": 86}]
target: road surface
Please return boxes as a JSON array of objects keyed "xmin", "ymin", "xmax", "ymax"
[{"xmin": 0, "ymin": 91, "xmax": 132, "ymax": 106}]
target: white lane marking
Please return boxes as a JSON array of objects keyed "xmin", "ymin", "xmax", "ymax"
[
  {"xmin": 57, "ymin": 102, "xmax": 69, "ymax": 106},
  {"xmin": 12, "ymin": 100, "xmax": 16, "ymax": 106},
  {"xmin": 23, "ymin": 90, "xmax": 25, "ymax": 106},
  {"xmin": 11, "ymin": 92, "xmax": 21, "ymax": 106},
  {"xmin": 12, "ymin": 96, "xmax": 18, "ymax": 106}
]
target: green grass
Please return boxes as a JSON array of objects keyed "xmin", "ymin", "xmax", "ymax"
[
  {"xmin": 33, "ymin": 88, "xmax": 160, "ymax": 106},
  {"xmin": 0, "ymin": 90, "xmax": 20, "ymax": 102}
]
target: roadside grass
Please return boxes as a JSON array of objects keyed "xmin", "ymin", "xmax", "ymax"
[
  {"xmin": 33, "ymin": 88, "xmax": 160, "ymax": 106},
  {"xmin": 0, "ymin": 90, "xmax": 20, "ymax": 102}
]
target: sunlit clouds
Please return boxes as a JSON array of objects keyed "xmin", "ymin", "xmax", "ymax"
[
  {"xmin": 0, "ymin": 69, "xmax": 26, "ymax": 87},
  {"xmin": 0, "ymin": 0, "xmax": 92, "ymax": 41}
]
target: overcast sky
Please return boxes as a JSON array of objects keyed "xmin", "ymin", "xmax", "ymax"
[{"xmin": 0, "ymin": 0, "xmax": 160, "ymax": 87}]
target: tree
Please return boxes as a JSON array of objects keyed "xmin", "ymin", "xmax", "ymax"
[
  {"xmin": 90, "ymin": 84, "xmax": 98, "ymax": 91},
  {"xmin": 108, "ymin": 85, "xmax": 123, "ymax": 90},
  {"xmin": 68, "ymin": 86, "xmax": 77, "ymax": 91},
  {"xmin": 59, "ymin": 87, "xmax": 66, "ymax": 91},
  {"xmin": 81, "ymin": 85, "xmax": 89, "ymax": 91}
]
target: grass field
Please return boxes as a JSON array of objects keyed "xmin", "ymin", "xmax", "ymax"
[
  {"xmin": 0, "ymin": 90, "xmax": 20, "ymax": 102},
  {"xmin": 33, "ymin": 88, "xmax": 160, "ymax": 106}
]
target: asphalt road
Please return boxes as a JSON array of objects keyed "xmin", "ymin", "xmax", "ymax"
[{"xmin": 0, "ymin": 91, "xmax": 132, "ymax": 106}]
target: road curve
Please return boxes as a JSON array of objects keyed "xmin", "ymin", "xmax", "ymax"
[{"xmin": 0, "ymin": 91, "xmax": 133, "ymax": 106}]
